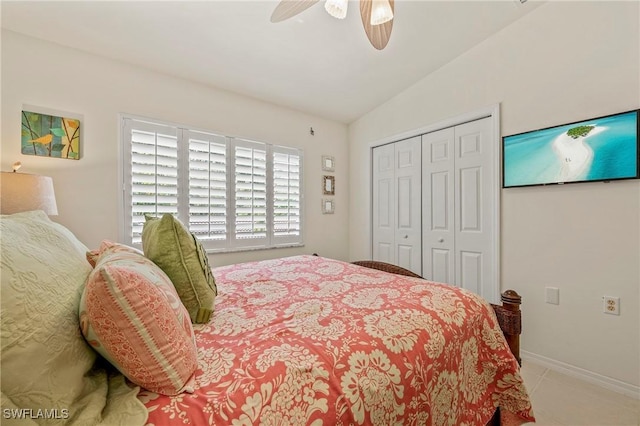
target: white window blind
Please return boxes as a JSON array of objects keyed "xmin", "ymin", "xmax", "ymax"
[
  {"xmin": 234, "ymin": 140, "xmax": 268, "ymax": 246},
  {"xmin": 272, "ymin": 146, "xmax": 301, "ymax": 244},
  {"xmin": 121, "ymin": 116, "xmax": 303, "ymax": 251},
  {"xmin": 188, "ymin": 131, "xmax": 228, "ymax": 248},
  {"xmin": 125, "ymin": 120, "xmax": 179, "ymax": 244}
]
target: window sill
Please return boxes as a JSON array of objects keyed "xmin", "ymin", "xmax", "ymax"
[{"xmin": 205, "ymin": 243, "xmax": 305, "ymax": 254}]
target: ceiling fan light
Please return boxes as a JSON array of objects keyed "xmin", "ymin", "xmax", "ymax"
[
  {"xmin": 370, "ymin": 0, "xmax": 393, "ymax": 25},
  {"xmin": 325, "ymin": 0, "xmax": 348, "ymax": 19}
]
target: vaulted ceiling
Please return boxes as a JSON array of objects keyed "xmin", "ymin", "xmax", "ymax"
[{"xmin": 1, "ymin": 1, "xmax": 543, "ymax": 123}]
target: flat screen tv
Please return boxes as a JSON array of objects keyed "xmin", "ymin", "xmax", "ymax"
[{"xmin": 503, "ymin": 109, "xmax": 639, "ymax": 188}]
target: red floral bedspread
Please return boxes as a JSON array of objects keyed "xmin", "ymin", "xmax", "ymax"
[{"xmin": 140, "ymin": 255, "xmax": 534, "ymax": 425}]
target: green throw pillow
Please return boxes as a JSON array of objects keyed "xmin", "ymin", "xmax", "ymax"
[{"xmin": 142, "ymin": 214, "xmax": 217, "ymax": 323}]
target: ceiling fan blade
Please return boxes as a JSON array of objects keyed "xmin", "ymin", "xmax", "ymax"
[
  {"xmin": 271, "ymin": 0, "xmax": 320, "ymax": 23},
  {"xmin": 359, "ymin": 0, "xmax": 394, "ymax": 50}
]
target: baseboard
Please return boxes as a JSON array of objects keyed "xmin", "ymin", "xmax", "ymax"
[{"xmin": 521, "ymin": 350, "xmax": 640, "ymax": 400}]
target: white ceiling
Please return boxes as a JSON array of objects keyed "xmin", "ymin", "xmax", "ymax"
[{"xmin": 1, "ymin": 0, "xmax": 543, "ymax": 124}]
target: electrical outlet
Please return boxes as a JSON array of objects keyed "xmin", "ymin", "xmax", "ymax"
[{"xmin": 603, "ymin": 296, "xmax": 620, "ymax": 315}]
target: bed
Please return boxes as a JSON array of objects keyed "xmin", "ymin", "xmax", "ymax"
[
  {"xmin": 1, "ymin": 211, "xmax": 534, "ymax": 426},
  {"xmin": 140, "ymin": 255, "xmax": 534, "ymax": 425}
]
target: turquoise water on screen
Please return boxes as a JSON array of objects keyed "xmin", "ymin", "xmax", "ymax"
[{"xmin": 504, "ymin": 111, "xmax": 638, "ymax": 187}]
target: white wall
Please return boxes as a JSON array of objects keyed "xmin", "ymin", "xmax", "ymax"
[
  {"xmin": 1, "ymin": 30, "xmax": 350, "ymax": 266},
  {"xmin": 349, "ymin": 1, "xmax": 640, "ymax": 391}
]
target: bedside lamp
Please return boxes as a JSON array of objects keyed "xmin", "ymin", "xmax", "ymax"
[{"xmin": 1, "ymin": 162, "xmax": 58, "ymax": 215}]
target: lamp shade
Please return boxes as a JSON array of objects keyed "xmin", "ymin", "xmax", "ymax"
[
  {"xmin": 370, "ymin": 0, "xmax": 393, "ymax": 25},
  {"xmin": 0, "ymin": 172, "xmax": 58, "ymax": 215},
  {"xmin": 325, "ymin": 0, "xmax": 348, "ymax": 19}
]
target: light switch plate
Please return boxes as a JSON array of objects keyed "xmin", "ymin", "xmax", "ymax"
[{"xmin": 545, "ymin": 287, "xmax": 559, "ymax": 305}]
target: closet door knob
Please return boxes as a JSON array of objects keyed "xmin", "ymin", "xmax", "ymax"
[
  {"xmin": 403, "ymin": 235, "xmax": 408, "ymax": 239},
  {"xmin": 438, "ymin": 238, "xmax": 444, "ymax": 243}
]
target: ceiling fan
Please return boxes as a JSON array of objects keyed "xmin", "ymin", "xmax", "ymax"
[{"xmin": 270, "ymin": 0, "xmax": 395, "ymax": 50}]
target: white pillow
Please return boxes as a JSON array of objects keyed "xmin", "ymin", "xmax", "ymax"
[{"xmin": 0, "ymin": 211, "xmax": 147, "ymax": 425}]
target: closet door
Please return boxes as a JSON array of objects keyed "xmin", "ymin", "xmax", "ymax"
[
  {"xmin": 372, "ymin": 137, "xmax": 422, "ymax": 275},
  {"xmin": 422, "ymin": 128, "xmax": 455, "ymax": 284},
  {"xmin": 422, "ymin": 117, "xmax": 496, "ymax": 301},
  {"xmin": 394, "ymin": 137, "xmax": 421, "ymax": 274},
  {"xmin": 454, "ymin": 118, "xmax": 495, "ymax": 298},
  {"xmin": 372, "ymin": 144, "xmax": 395, "ymax": 263}
]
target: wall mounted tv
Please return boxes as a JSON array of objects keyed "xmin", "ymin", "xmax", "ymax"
[{"xmin": 503, "ymin": 109, "xmax": 639, "ymax": 188}]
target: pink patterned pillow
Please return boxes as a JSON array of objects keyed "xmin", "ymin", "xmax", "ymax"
[
  {"xmin": 86, "ymin": 240, "xmax": 143, "ymax": 267},
  {"xmin": 79, "ymin": 241, "xmax": 197, "ymax": 395}
]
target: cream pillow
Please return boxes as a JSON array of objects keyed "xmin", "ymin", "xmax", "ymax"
[{"xmin": 0, "ymin": 211, "xmax": 147, "ymax": 425}]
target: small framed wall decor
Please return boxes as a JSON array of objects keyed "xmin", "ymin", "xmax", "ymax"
[
  {"xmin": 21, "ymin": 109, "xmax": 81, "ymax": 160},
  {"xmin": 322, "ymin": 198, "xmax": 335, "ymax": 214},
  {"xmin": 322, "ymin": 175, "xmax": 335, "ymax": 195},
  {"xmin": 321, "ymin": 155, "xmax": 335, "ymax": 172}
]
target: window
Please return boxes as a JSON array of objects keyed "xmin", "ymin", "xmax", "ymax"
[{"xmin": 121, "ymin": 117, "xmax": 303, "ymax": 252}]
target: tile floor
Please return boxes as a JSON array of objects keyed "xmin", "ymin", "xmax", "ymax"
[{"xmin": 519, "ymin": 359, "xmax": 639, "ymax": 425}]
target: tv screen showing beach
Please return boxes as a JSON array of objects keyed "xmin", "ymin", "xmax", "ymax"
[{"xmin": 503, "ymin": 110, "xmax": 639, "ymax": 188}]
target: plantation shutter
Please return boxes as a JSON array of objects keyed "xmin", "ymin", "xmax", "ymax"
[
  {"xmin": 123, "ymin": 119, "xmax": 179, "ymax": 244},
  {"xmin": 272, "ymin": 145, "xmax": 303, "ymax": 245},
  {"xmin": 187, "ymin": 130, "xmax": 228, "ymax": 248},
  {"xmin": 233, "ymin": 139, "xmax": 268, "ymax": 247},
  {"xmin": 122, "ymin": 115, "xmax": 304, "ymax": 251}
]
